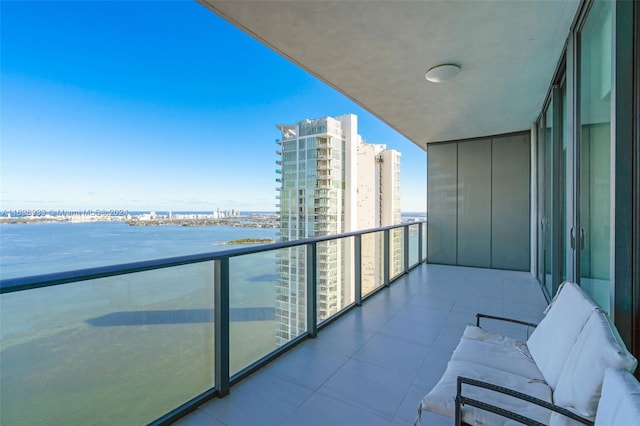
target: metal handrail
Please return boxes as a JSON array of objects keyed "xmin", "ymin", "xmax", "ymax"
[
  {"xmin": 0, "ymin": 221, "xmax": 425, "ymax": 294},
  {"xmin": 455, "ymin": 376, "xmax": 593, "ymax": 426}
]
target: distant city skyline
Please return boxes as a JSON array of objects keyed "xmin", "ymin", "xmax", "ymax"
[{"xmin": 0, "ymin": 1, "xmax": 426, "ymax": 212}]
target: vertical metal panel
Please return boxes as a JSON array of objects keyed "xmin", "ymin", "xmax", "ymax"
[
  {"xmin": 404, "ymin": 225, "xmax": 410, "ymax": 273},
  {"xmin": 565, "ymin": 32, "xmax": 577, "ymax": 286},
  {"xmin": 574, "ymin": 1, "xmax": 584, "ymax": 293},
  {"xmin": 418, "ymin": 222, "xmax": 424, "ymax": 263},
  {"xmin": 552, "ymin": 84, "xmax": 563, "ymax": 295},
  {"xmin": 354, "ymin": 235, "xmax": 362, "ymax": 306},
  {"xmin": 214, "ymin": 257, "xmax": 230, "ymax": 397},
  {"xmin": 306, "ymin": 242, "xmax": 317, "ymax": 338},
  {"xmin": 612, "ymin": 0, "xmax": 635, "ymax": 348},
  {"xmin": 457, "ymin": 139, "xmax": 492, "ymax": 268},
  {"xmin": 384, "ymin": 229, "xmax": 390, "ymax": 287},
  {"xmin": 427, "ymin": 143, "xmax": 458, "ymax": 264},
  {"xmin": 537, "ymin": 116, "xmax": 547, "ymax": 286},
  {"xmin": 633, "ymin": 0, "xmax": 640, "ymax": 374},
  {"xmin": 530, "ymin": 124, "xmax": 538, "ymax": 279},
  {"xmin": 491, "ymin": 133, "xmax": 531, "ymax": 270}
]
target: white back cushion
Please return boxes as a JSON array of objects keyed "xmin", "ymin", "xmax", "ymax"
[
  {"xmin": 595, "ymin": 367, "xmax": 640, "ymax": 426},
  {"xmin": 527, "ymin": 282, "xmax": 598, "ymax": 389},
  {"xmin": 553, "ymin": 310, "xmax": 638, "ymax": 418}
]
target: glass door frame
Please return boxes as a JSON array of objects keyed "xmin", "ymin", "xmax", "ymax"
[
  {"xmin": 535, "ymin": 65, "xmax": 569, "ymax": 300},
  {"xmin": 631, "ymin": 0, "xmax": 639, "ymax": 369}
]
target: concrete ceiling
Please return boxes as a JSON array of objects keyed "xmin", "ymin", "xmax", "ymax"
[{"xmin": 199, "ymin": 0, "xmax": 580, "ymax": 150}]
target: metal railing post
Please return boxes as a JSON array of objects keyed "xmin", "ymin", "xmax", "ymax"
[
  {"xmin": 404, "ymin": 225, "xmax": 410, "ymax": 273},
  {"xmin": 354, "ymin": 235, "xmax": 362, "ymax": 306},
  {"xmin": 418, "ymin": 222, "xmax": 424, "ymax": 263},
  {"xmin": 214, "ymin": 257, "xmax": 230, "ymax": 397},
  {"xmin": 306, "ymin": 242, "xmax": 317, "ymax": 338},
  {"xmin": 384, "ymin": 229, "xmax": 390, "ymax": 287}
]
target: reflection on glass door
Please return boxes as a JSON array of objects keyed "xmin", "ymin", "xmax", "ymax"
[
  {"xmin": 537, "ymin": 77, "xmax": 568, "ymax": 298},
  {"xmin": 560, "ymin": 81, "xmax": 570, "ymax": 284},
  {"xmin": 544, "ymin": 101, "xmax": 553, "ymax": 296},
  {"xmin": 578, "ymin": 0, "xmax": 612, "ymax": 313},
  {"xmin": 537, "ymin": 119, "xmax": 546, "ymax": 287},
  {"xmin": 536, "ymin": 96, "xmax": 554, "ymax": 297}
]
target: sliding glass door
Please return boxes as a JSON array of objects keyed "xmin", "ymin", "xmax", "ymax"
[
  {"xmin": 536, "ymin": 0, "xmax": 636, "ymax": 360},
  {"xmin": 577, "ymin": 0, "xmax": 612, "ymax": 313},
  {"xmin": 537, "ymin": 79, "xmax": 569, "ymax": 299}
]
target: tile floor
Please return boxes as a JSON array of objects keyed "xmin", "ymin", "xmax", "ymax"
[{"xmin": 174, "ymin": 263, "xmax": 548, "ymax": 426}]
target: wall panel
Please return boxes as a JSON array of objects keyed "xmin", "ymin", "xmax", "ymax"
[
  {"xmin": 457, "ymin": 139, "xmax": 492, "ymax": 267},
  {"xmin": 427, "ymin": 143, "xmax": 457, "ymax": 264},
  {"xmin": 492, "ymin": 133, "xmax": 531, "ymax": 270}
]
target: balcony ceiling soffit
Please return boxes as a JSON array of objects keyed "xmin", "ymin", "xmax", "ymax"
[{"xmin": 199, "ymin": 0, "xmax": 580, "ymax": 150}]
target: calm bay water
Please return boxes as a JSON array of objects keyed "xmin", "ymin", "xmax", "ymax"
[
  {"xmin": 0, "ymin": 221, "xmax": 277, "ymax": 279},
  {"xmin": 0, "ymin": 217, "xmax": 424, "ymax": 424},
  {"xmin": 0, "ymin": 221, "xmax": 280, "ymax": 425}
]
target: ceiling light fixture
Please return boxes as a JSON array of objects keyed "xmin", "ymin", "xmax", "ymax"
[{"xmin": 425, "ymin": 64, "xmax": 461, "ymax": 83}]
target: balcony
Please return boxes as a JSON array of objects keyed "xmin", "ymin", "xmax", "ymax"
[
  {"xmin": 315, "ymin": 183, "xmax": 333, "ymax": 191},
  {"xmin": 0, "ymin": 221, "xmax": 552, "ymax": 425},
  {"xmin": 175, "ymin": 264, "xmax": 545, "ymax": 426},
  {"xmin": 316, "ymin": 171, "xmax": 335, "ymax": 179},
  {"xmin": 0, "ymin": 222, "xmax": 436, "ymax": 425},
  {"xmin": 3, "ymin": 1, "xmax": 638, "ymax": 423}
]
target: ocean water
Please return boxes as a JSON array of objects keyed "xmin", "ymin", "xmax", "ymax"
[
  {"xmin": 0, "ymin": 221, "xmax": 281, "ymax": 425},
  {"xmin": 0, "ymin": 221, "xmax": 277, "ymax": 279}
]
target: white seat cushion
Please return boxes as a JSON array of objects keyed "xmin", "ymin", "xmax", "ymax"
[
  {"xmin": 462, "ymin": 324, "xmax": 516, "ymax": 344},
  {"xmin": 594, "ymin": 367, "xmax": 640, "ymax": 426},
  {"xmin": 553, "ymin": 310, "xmax": 638, "ymax": 418},
  {"xmin": 420, "ymin": 360, "xmax": 552, "ymax": 425},
  {"xmin": 453, "ymin": 326, "xmax": 545, "ymax": 382},
  {"xmin": 526, "ymin": 282, "xmax": 599, "ymax": 389}
]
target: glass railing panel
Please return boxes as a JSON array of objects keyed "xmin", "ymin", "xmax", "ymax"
[
  {"xmin": 229, "ymin": 248, "xmax": 293, "ymax": 376},
  {"xmin": 408, "ymin": 224, "xmax": 419, "ymax": 267},
  {"xmin": 0, "ymin": 262, "xmax": 216, "ymax": 426},
  {"xmin": 317, "ymin": 236, "xmax": 354, "ymax": 325},
  {"xmin": 422, "ymin": 222, "xmax": 427, "ymax": 263},
  {"xmin": 390, "ymin": 227, "xmax": 405, "ymax": 279},
  {"xmin": 361, "ymin": 231, "xmax": 384, "ymax": 297}
]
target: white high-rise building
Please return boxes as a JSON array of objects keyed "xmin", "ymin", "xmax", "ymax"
[
  {"xmin": 356, "ymin": 143, "xmax": 402, "ymax": 292},
  {"xmin": 275, "ymin": 114, "xmax": 400, "ymax": 345},
  {"xmin": 356, "ymin": 143, "xmax": 401, "ymax": 229}
]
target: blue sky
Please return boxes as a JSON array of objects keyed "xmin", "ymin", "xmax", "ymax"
[{"xmin": 1, "ymin": 1, "xmax": 426, "ymax": 212}]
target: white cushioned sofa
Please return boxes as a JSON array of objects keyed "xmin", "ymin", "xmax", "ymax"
[{"xmin": 417, "ymin": 282, "xmax": 638, "ymax": 425}]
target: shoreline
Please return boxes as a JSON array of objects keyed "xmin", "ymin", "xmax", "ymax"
[
  {"xmin": 0, "ymin": 216, "xmax": 278, "ymax": 228},
  {"xmin": 218, "ymin": 238, "xmax": 276, "ymax": 245}
]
